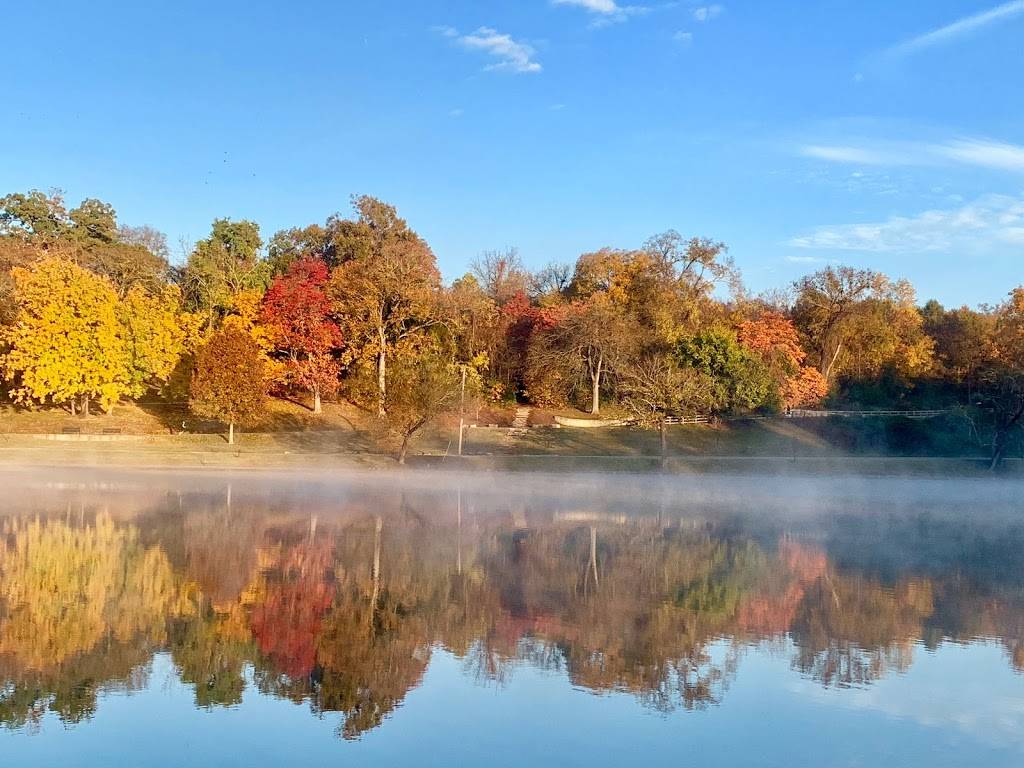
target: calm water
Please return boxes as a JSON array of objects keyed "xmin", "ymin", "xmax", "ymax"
[{"xmin": 2, "ymin": 468, "xmax": 1024, "ymax": 767}]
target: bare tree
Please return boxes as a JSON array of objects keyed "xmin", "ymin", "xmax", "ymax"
[{"xmin": 471, "ymin": 248, "xmax": 530, "ymax": 305}]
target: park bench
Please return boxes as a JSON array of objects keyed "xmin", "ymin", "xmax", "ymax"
[
  {"xmin": 61, "ymin": 426, "xmax": 81, "ymax": 434},
  {"xmin": 102, "ymin": 427, "xmax": 122, "ymax": 434}
]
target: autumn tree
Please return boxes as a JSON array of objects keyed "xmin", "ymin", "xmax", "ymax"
[
  {"xmin": 447, "ymin": 274, "xmax": 500, "ymax": 364},
  {"xmin": 526, "ymin": 297, "xmax": 638, "ymax": 414},
  {"xmin": 329, "ymin": 196, "xmax": 442, "ymax": 415},
  {"xmin": 2, "ymin": 256, "xmax": 130, "ymax": 414},
  {"xmin": 738, "ymin": 312, "xmax": 827, "ymax": 409},
  {"xmin": 119, "ymin": 285, "xmax": 197, "ymax": 399},
  {"xmin": 792, "ymin": 266, "xmax": 933, "ymax": 387},
  {"xmin": 921, "ymin": 300, "xmax": 995, "ymax": 390},
  {"xmin": 189, "ymin": 326, "xmax": 268, "ymax": 444},
  {"xmin": 371, "ymin": 347, "xmax": 463, "ymax": 464},
  {"xmin": 977, "ymin": 288, "xmax": 1024, "ymax": 468},
  {"xmin": 261, "ymin": 257, "xmax": 342, "ymax": 413},
  {"xmin": 618, "ymin": 352, "xmax": 717, "ymax": 466}
]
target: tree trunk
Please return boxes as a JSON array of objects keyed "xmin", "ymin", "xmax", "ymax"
[
  {"xmin": 822, "ymin": 341, "xmax": 843, "ymax": 384},
  {"xmin": 82, "ymin": 395, "xmax": 90, "ymax": 417},
  {"xmin": 398, "ymin": 435, "xmax": 409, "ymax": 465},
  {"xmin": 590, "ymin": 355, "xmax": 603, "ymax": 415},
  {"xmin": 377, "ymin": 333, "xmax": 387, "ymax": 417},
  {"xmin": 228, "ymin": 421, "xmax": 235, "ymax": 445},
  {"xmin": 70, "ymin": 398, "xmax": 76, "ymax": 416},
  {"xmin": 312, "ymin": 386, "xmax": 322, "ymax": 414}
]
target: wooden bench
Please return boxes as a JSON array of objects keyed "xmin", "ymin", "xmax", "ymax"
[
  {"xmin": 61, "ymin": 426, "xmax": 81, "ymax": 434},
  {"xmin": 102, "ymin": 427, "xmax": 122, "ymax": 435}
]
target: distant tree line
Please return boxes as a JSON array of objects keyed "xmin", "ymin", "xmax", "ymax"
[{"xmin": 1, "ymin": 189, "xmax": 1022, "ymax": 461}]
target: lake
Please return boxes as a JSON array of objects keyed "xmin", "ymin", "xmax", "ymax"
[{"xmin": 1, "ymin": 468, "xmax": 1023, "ymax": 767}]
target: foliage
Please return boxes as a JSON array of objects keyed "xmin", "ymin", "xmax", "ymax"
[
  {"xmin": 120, "ymin": 285, "xmax": 196, "ymax": 398},
  {"xmin": 3, "ymin": 256, "xmax": 130, "ymax": 412},
  {"xmin": 261, "ymin": 257, "xmax": 342, "ymax": 411},
  {"xmin": 677, "ymin": 329, "xmax": 775, "ymax": 412},
  {"xmin": 189, "ymin": 326, "xmax": 268, "ymax": 440},
  {"xmin": 738, "ymin": 312, "xmax": 827, "ymax": 408},
  {"xmin": 179, "ymin": 218, "xmax": 268, "ymax": 324},
  {"xmin": 371, "ymin": 346, "xmax": 463, "ymax": 463},
  {"xmin": 329, "ymin": 196, "xmax": 442, "ymax": 414}
]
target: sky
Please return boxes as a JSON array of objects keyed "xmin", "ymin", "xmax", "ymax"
[{"xmin": 2, "ymin": 1, "xmax": 1022, "ymax": 306}]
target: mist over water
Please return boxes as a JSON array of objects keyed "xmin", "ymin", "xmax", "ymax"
[{"xmin": 2, "ymin": 467, "xmax": 1024, "ymax": 767}]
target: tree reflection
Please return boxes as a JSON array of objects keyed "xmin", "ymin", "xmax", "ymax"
[{"xmin": 3, "ymin": 489, "xmax": 1024, "ymax": 736}]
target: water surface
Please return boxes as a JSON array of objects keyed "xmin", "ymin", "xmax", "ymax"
[{"xmin": 1, "ymin": 469, "xmax": 1023, "ymax": 767}]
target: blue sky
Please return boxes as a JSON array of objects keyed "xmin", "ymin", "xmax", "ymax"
[{"xmin": 2, "ymin": 1, "xmax": 1022, "ymax": 306}]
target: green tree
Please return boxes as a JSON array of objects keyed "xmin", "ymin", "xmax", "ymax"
[
  {"xmin": 189, "ymin": 326, "xmax": 268, "ymax": 444},
  {"xmin": 677, "ymin": 329, "xmax": 775, "ymax": 412},
  {"xmin": 179, "ymin": 219, "xmax": 268, "ymax": 326}
]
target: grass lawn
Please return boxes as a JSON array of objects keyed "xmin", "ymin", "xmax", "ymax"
[{"xmin": 0, "ymin": 399, "xmax": 993, "ymax": 467}]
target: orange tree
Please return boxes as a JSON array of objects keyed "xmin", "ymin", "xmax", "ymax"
[{"xmin": 189, "ymin": 326, "xmax": 267, "ymax": 444}]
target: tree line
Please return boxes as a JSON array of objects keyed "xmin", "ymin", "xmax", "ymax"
[{"xmin": 1, "ymin": 189, "xmax": 1022, "ymax": 461}]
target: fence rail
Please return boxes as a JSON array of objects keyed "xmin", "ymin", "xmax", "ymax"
[{"xmin": 787, "ymin": 408, "xmax": 952, "ymax": 420}]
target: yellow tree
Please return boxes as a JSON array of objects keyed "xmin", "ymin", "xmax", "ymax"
[
  {"xmin": 3, "ymin": 256, "xmax": 130, "ymax": 414},
  {"xmin": 119, "ymin": 284, "xmax": 198, "ymax": 398}
]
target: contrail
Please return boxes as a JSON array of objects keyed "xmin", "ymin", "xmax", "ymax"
[{"xmin": 884, "ymin": 1, "xmax": 1024, "ymax": 58}]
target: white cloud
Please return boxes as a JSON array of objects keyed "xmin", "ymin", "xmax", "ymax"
[
  {"xmin": 800, "ymin": 137, "xmax": 1024, "ymax": 174},
  {"xmin": 883, "ymin": 1, "xmax": 1024, "ymax": 59},
  {"xmin": 553, "ymin": 0, "xmax": 621, "ymax": 12},
  {"xmin": 455, "ymin": 27, "xmax": 542, "ymax": 74},
  {"xmin": 673, "ymin": 30, "xmax": 693, "ymax": 45},
  {"xmin": 802, "ymin": 145, "xmax": 896, "ymax": 165},
  {"xmin": 552, "ymin": 0, "xmax": 649, "ymax": 26},
  {"xmin": 785, "ymin": 255, "xmax": 825, "ymax": 264},
  {"xmin": 936, "ymin": 138, "xmax": 1024, "ymax": 172},
  {"xmin": 789, "ymin": 194, "xmax": 1024, "ymax": 254},
  {"xmin": 693, "ymin": 5, "xmax": 723, "ymax": 22}
]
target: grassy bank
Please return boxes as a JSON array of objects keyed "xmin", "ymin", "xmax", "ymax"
[{"xmin": 0, "ymin": 405, "xmax": 1009, "ymax": 474}]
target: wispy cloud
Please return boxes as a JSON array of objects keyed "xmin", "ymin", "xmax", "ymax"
[
  {"xmin": 440, "ymin": 26, "xmax": 542, "ymax": 74},
  {"xmin": 693, "ymin": 5, "xmax": 724, "ymax": 22},
  {"xmin": 936, "ymin": 138, "xmax": 1024, "ymax": 172},
  {"xmin": 553, "ymin": 0, "xmax": 621, "ymax": 12},
  {"xmin": 883, "ymin": 1, "xmax": 1024, "ymax": 59},
  {"xmin": 673, "ymin": 30, "xmax": 694, "ymax": 45},
  {"xmin": 551, "ymin": 0, "xmax": 650, "ymax": 26},
  {"xmin": 789, "ymin": 194, "xmax": 1024, "ymax": 254},
  {"xmin": 785, "ymin": 255, "xmax": 826, "ymax": 264},
  {"xmin": 802, "ymin": 145, "xmax": 896, "ymax": 165},
  {"xmin": 800, "ymin": 137, "xmax": 1024, "ymax": 174}
]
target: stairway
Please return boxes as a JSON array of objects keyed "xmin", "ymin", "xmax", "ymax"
[{"xmin": 507, "ymin": 406, "xmax": 532, "ymax": 438}]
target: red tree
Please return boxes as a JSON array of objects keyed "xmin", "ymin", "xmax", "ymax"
[{"xmin": 261, "ymin": 258, "xmax": 343, "ymax": 412}]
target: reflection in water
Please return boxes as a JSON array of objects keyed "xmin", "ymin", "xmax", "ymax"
[{"xmin": 1, "ymin": 471, "xmax": 1024, "ymax": 749}]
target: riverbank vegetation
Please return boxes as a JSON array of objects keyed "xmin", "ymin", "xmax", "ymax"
[{"xmin": 1, "ymin": 189, "xmax": 1022, "ymax": 463}]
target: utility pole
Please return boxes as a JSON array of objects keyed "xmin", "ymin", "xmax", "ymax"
[{"xmin": 457, "ymin": 364, "xmax": 467, "ymax": 456}]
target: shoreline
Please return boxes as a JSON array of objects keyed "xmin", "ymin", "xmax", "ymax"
[{"xmin": 0, "ymin": 440, "xmax": 1017, "ymax": 476}]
